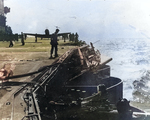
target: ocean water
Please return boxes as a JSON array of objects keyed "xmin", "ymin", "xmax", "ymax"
[{"xmin": 93, "ymin": 38, "xmax": 150, "ymax": 100}]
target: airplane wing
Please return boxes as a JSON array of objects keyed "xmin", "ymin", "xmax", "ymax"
[
  {"xmin": 24, "ymin": 33, "xmax": 52, "ymax": 38},
  {"xmin": 24, "ymin": 32, "xmax": 71, "ymax": 38},
  {"xmin": 24, "ymin": 32, "xmax": 71, "ymax": 42}
]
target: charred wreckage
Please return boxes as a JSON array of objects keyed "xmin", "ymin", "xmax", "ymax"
[{"xmin": 1, "ymin": 43, "xmax": 150, "ymax": 120}]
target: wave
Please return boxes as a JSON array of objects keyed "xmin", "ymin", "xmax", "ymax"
[{"xmin": 93, "ymin": 38, "xmax": 150, "ymax": 100}]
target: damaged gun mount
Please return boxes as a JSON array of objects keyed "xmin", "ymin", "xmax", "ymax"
[{"xmin": 11, "ymin": 43, "xmax": 122, "ymax": 120}]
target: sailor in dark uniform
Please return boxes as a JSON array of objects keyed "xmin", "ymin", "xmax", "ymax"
[{"xmin": 50, "ymin": 29, "xmax": 59, "ymax": 58}]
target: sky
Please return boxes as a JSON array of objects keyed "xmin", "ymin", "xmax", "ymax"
[{"xmin": 4, "ymin": 0, "xmax": 150, "ymax": 42}]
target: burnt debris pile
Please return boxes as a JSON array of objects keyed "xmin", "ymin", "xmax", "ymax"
[{"xmin": 11, "ymin": 43, "xmax": 124, "ymax": 120}]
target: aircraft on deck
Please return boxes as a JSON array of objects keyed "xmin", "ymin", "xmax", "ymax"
[{"xmin": 24, "ymin": 29, "xmax": 71, "ymax": 42}]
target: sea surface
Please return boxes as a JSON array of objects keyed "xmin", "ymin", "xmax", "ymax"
[{"xmin": 91, "ymin": 38, "xmax": 150, "ymax": 100}]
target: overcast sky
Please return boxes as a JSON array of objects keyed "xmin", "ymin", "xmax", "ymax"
[{"xmin": 4, "ymin": 0, "xmax": 150, "ymax": 41}]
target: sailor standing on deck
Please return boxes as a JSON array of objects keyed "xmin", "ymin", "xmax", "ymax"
[{"xmin": 50, "ymin": 29, "xmax": 59, "ymax": 59}]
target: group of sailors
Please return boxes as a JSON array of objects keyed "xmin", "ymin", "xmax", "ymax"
[{"xmin": 69, "ymin": 32, "xmax": 79, "ymax": 43}]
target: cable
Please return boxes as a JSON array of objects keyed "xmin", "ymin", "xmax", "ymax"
[
  {"xmin": 4, "ymin": 63, "xmax": 61, "ymax": 80},
  {"xmin": 106, "ymin": 81, "xmax": 123, "ymax": 90}
]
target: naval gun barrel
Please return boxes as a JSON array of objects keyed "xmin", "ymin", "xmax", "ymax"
[
  {"xmin": 4, "ymin": 63, "xmax": 61, "ymax": 80},
  {"xmin": 100, "ymin": 58, "xmax": 112, "ymax": 67}
]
